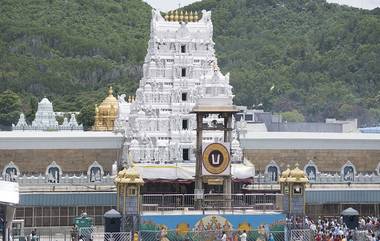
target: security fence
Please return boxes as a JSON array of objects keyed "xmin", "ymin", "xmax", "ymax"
[
  {"xmin": 141, "ymin": 193, "xmax": 283, "ymax": 212},
  {"xmin": 139, "ymin": 229, "xmax": 286, "ymax": 241},
  {"xmin": 20, "ymin": 227, "xmax": 73, "ymax": 241},
  {"xmin": 17, "ymin": 227, "xmax": 131, "ymax": 241},
  {"xmin": 289, "ymin": 229, "xmax": 314, "ymax": 241},
  {"xmin": 91, "ymin": 232, "xmax": 132, "ymax": 241},
  {"xmin": 13, "ymin": 226, "xmax": 377, "ymax": 241}
]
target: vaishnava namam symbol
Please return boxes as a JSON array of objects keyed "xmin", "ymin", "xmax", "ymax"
[
  {"xmin": 210, "ymin": 150, "xmax": 223, "ymax": 166},
  {"xmin": 203, "ymin": 143, "xmax": 230, "ymax": 175}
]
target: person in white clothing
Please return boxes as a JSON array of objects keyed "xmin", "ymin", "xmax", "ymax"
[
  {"xmin": 221, "ymin": 231, "xmax": 227, "ymax": 241},
  {"xmin": 239, "ymin": 230, "xmax": 247, "ymax": 241}
]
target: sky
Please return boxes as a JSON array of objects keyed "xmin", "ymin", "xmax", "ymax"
[{"xmin": 143, "ymin": 0, "xmax": 380, "ymax": 11}]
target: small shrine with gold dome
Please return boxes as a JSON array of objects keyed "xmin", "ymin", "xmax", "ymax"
[
  {"xmin": 279, "ymin": 164, "xmax": 309, "ymax": 216},
  {"xmin": 114, "ymin": 163, "xmax": 144, "ymax": 232},
  {"xmin": 93, "ymin": 86, "xmax": 118, "ymax": 131}
]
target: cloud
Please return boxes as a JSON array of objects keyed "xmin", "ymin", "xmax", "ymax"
[{"xmin": 327, "ymin": 0, "xmax": 380, "ymax": 10}]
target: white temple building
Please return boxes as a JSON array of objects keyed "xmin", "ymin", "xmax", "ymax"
[
  {"xmin": 12, "ymin": 97, "xmax": 83, "ymax": 131},
  {"xmin": 115, "ymin": 10, "xmax": 244, "ymax": 167}
]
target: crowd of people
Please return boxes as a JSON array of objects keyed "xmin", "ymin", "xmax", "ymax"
[{"xmin": 288, "ymin": 215, "xmax": 380, "ymax": 241}]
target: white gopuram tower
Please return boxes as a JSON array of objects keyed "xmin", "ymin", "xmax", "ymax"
[{"xmin": 121, "ymin": 10, "xmax": 242, "ymax": 165}]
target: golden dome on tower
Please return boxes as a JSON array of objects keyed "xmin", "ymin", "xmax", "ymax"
[
  {"xmin": 279, "ymin": 165, "xmax": 291, "ymax": 183},
  {"xmin": 288, "ymin": 164, "xmax": 308, "ymax": 183},
  {"xmin": 279, "ymin": 164, "xmax": 308, "ymax": 183},
  {"xmin": 93, "ymin": 86, "xmax": 119, "ymax": 131},
  {"xmin": 115, "ymin": 165, "xmax": 144, "ymax": 185}
]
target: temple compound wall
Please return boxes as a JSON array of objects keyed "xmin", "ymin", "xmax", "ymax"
[
  {"xmin": 0, "ymin": 132, "xmax": 123, "ymax": 177},
  {"xmin": 244, "ymin": 149, "xmax": 380, "ymax": 173},
  {"xmin": 241, "ymin": 132, "xmax": 380, "ymax": 174},
  {"xmin": 0, "ymin": 149, "xmax": 120, "ymax": 174}
]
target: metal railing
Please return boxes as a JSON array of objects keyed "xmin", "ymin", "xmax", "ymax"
[
  {"xmin": 20, "ymin": 227, "xmax": 73, "ymax": 241},
  {"xmin": 141, "ymin": 193, "xmax": 283, "ymax": 212},
  {"xmin": 139, "ymin": 229, "xmax": 286, "ymax": 241}
]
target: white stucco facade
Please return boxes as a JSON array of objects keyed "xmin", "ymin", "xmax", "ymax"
[{"xmin": 117, "ymin": 10, "xmax": 242, "ymax": 164}]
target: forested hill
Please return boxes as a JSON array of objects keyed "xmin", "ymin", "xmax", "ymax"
[
  {"xmin": 0, "ymin": 0, "xmax": 380, "ymax": 127},
  {"xmin": 0, "ymin": 0, "xmax": 151, "ymax": 125},
  {"xmin": 184, "ymin": 0, "xmax": 380, "ymax": 125}
]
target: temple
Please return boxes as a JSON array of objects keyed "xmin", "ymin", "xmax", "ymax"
[
  {"xmin": 12, "ymin": 97, "xmax": 82, "ymax": 131},
  {"xmin": 1, "ymin": 10, "xmax": 380, "ymax": 229},
  {"xmin": 116, "ymin": 10, "xmax": 243, "ymax": 167}
]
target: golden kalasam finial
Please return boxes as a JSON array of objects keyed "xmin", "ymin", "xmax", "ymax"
[
  {"xmin": 168, "ymin": 11, "xmax": 173, "ymax": 21},
  {"xmin": 128, "ymin": 96, "xmax": 132, "ymax": 103},
  {"xmin": 164, "ymin": 13, "xmax": 169, "ymax": 21},
  {"xmin": 174, "ymin": 10, "xmax": 179, "ymax": 21},
  {"xmin": 108, "ymin": 86, "xmax": 113, "ymax": 96},
  {"xmin": 181, "ymin": 11, "xmax": 185, "ymax": 22},
  {"xmin": 193, "ymin": 11, "xmax": 198, "ymax": 22},
  {"xmin": 189, "ymin": 11, "xmax": 194, "ymax": 22},
  {"xmin": 184, "ymin": 11, "xmax": 189, "ymax": 22}
]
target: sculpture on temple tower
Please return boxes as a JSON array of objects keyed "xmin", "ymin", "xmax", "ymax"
[
  {"xmin": 12, "ymin": 113, "xmax": 28, "ymax": 130},
  {"xmin": 93, "ymin": 86, "xmax": 119, "ymax": 131},
  {"xmin": 32, "ymin": 97, "xmax": 59, "ymax": 130}
]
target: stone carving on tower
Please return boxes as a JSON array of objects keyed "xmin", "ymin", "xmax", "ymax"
[
  {"xmin": 32, "ymin": 97, "xmax": 59, "ymax": 129},
  {"xmin": 115, "ymin": 10, "xmax": 242, "ymax": 164},
  {"xmin": 13, "ymin": 113, "xmax": 28, "ymax": 130},
  {"xmin": 93, "ymin": 86, "xmax": 119, "ymax": 131}
]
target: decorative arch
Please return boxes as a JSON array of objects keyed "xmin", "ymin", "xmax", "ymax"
[
  {"xmin": 304, "ymin": 160, "xmax": 319, "ymax": 181},
  {"xmin": 45, "ymin": 161, "xmax": 62, "ymax": 184},
  {"xmin": 265, "ymin": 160, "xmax": 280, "ymax": 182},
  {"xmin": 87, "ymin": 161, "xmax": 104, "ymax": 182},
  {"xmin": 341, "ymin": 161, "xmax": 356, "ymax": 182},
  {"xmin": 2, "ymin": 162, "xmax": 20, "ymax": 181}
]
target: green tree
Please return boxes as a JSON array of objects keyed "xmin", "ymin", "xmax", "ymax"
[
  {"xmin": 0, "ymin": 90, "xmax": 22, "ymax": 129},
  {"xmin": 77, "ymin": 105, "xmax": 95, "ymax": 131},
  {"xmin": 281, "ymin": 110, "xmax": 305, "ymax": 122}
]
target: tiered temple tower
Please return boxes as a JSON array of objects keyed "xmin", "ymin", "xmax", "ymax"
[{"xmin": 121, "ymin": 10, "xmax": 241, "ymax": 164}]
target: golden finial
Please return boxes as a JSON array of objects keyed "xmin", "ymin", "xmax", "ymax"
[
  {"xmin": 108, "ymin": 86, "xmax": 113, "ymax": 96},
  {"xmin": 181, "ymin": 10, "xmax": 185, "ymax": 22},
  {"xmin": 189, "ymin": 11, "xmax": 194, "ymax": 22},
  {"xmin": 184, "ymin": 11, "xmax": 189, "ymax": 22},
  {"xmin": 168, "ymin": 11, "xmax": 173, "ymax": 21},
  {"xmin": 194, "ymin": 11, "xmax": 198, "ymax": 22},
  {"xmin": 174, "ymin": 10, "xmax": 179, "ymax": 21},
  {"xmin": 128, "ymin": 96, "xmax": 132, "ymax": 103},
  {"xmin": 164, "ymin": 13, "xmax": 169, "ymax": 21}
]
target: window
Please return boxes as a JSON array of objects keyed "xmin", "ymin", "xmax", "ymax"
[
  {"xmin": 128, "ymin": 187, "xmax": 137, "ymax": 196},
  {"xmin": 293, "ymin": 185, "xmax": 302, "ymax": 195},
  {"xmin": 183, "ymin": 149, "xmax": 189, "ymax": 161},
  {"xmin": 181, "ymin": 45, "xmax": 186, "ymax": 53},
  {"xmin": 235, "ymin": 114, "xmax": 243, "ymax": 121},
  {"xmin": 182, "ymin": 92, "xmax": 188, "ymax": 101},
  {"xmin": 181, "ymin": 68, "xmax": 186, "ymax": 77},
  {"xmin": 245, "ymin": 114, "xmax": 253, "ymax": 121},
  {"xmin": 182, "ymin": 119, "xmax": 189, "ymax": 130}
]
